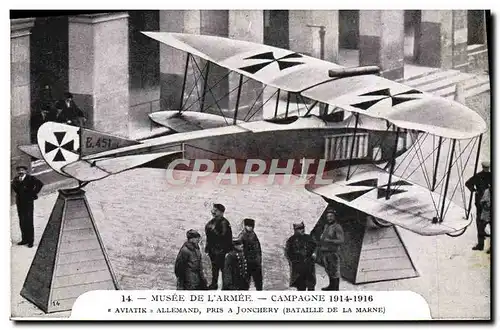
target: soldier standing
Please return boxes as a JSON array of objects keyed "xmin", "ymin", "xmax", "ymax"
[
  {"xmin": 319, "ymin": 209, "xmax": 344, "ymax": 291},
  {"xmin": 11, "ymin": 165, "xmax": 44, "ymax": 248},
  {"xmin": 174, "ymin": 229, "xmax": 208, "ymax": 290},
  {"xmin": 285, "ymin": 222, "xmax": 317, "ymax": 291},
  {"xmin": 205, "ymin": 203, "xmax": 232, "ymax": 289},
  {"xmin": 222, "ymin": 238, "xmax": 250, "ymax": 290},
  {"xmin": 466, "ymin": 161, "xmax": 492, "ymax": 251},
  {"xmin": 238, "ymin": 218, "xmax": 263, "ymax": 290}
]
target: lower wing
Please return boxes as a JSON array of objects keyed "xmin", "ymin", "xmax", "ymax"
[{"xmin": 305, "ymin": 164, "xmax": 472, "ymax": 236}]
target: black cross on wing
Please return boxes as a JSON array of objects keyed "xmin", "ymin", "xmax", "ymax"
[
  {"xmin": 335, "ymin": 178, "xmax": 412, "ymax": 202},
  {"xmin": 350, "ymin": 88, "xmax": 423, "ymax": 111},
  {"xmin": 239, "ymin": 51, "xmax": 304, "ymax": 74}
]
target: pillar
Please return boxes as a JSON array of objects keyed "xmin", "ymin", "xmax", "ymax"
[
  {"xmin": 159, "ymin": 10, "xmax": 201, "ymax": 112},
  {"xmin": 228, "ymin": 10, "xmax": 264, "ymax": 121},
  {"xmin": 418, "ymin": 10, "xmax": 453, "ymax": 69},
  {"xmin": 452, "ymin": 10, "xmax": 469, "ymax": 72},
  {"xmin": 68, "ymin": 13, "xmax": 130, "ymax": 136},
  {"xmin": 359, "ymin": 10, "xmax": 405, "ymax": 80},
  {"xmin": 11, "ymin": 18, "xmax": 35, "ymax": 174}
]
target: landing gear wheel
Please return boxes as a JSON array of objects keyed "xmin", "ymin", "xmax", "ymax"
[{"xmin": 446, "ymin": 227, "xmax": 467, "ymax": 237}]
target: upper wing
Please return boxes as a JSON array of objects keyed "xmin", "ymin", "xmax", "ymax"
[
  {"xmin": 149, "ymin": 111, "xmax": 244, "ymax": 132},
  {"xmin": 143, "ymin": 32, "xmax": 487, "ymax": 140},
  {"xmin": 305, "ymin": 164, "xmax": 472, "ymax": 236}
]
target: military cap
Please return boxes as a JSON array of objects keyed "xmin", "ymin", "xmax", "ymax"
[
  {"xmin": 232, "ymin": 237, "xmax": 243, "ymax": 245},
  {"xmin": 213, "ymin": 203, "xmax": 226, "ymax": 212},
  {"xmin": 243, "ymin": 218, "xmax": 255, "ymax": 227},
  {"xmin": 326, "ymin": 207, "xmax": 338, "ymax": 215},
  {"xmin": 186, "ymin": 229, "xmax": 201, "ymax": 239},
  {"xmin": 64, "ymin": 92, "xmax": 73, "ymax": 99},
  {"xmin": 293, "ymin": 222, "xmax": 305, "ymax": 230},
  {"xmin": 482, "ymin": 161, "xmax": 490, "ymax": 168},
  {"xmin": 16, "ymin": 165, "xmax": 28, "ymax": 171}
]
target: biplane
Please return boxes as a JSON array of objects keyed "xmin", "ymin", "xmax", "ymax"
[{"xmin": 20, "ymin": 32, "xmax": 487, "ymax": 239}]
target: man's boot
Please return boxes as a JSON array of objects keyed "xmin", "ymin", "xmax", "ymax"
[
  {"xmin": 472, "ymin": 243, "xmax": 484, "ymax": 251},
  {"xmin": 322, "ymin": 277, "xmax": 334, "ymax": 291},
  {"xmin": 332, "ymin": 278, "xmax": 340, "ymax": 291}
]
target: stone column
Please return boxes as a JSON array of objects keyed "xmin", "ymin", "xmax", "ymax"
[
  {"xmin": 68, "ymin": 13, "xmax": 130, "ymax": 136},
  {"xmin": 452, "ymin": 10, "xmax": 469, "ymax": 72},
  {"xmin": 359, "ymin": 10, "xmax": 405, "ymax": 80},
  {"xmin": 418, "ymin": 10, "xmax": 453, "ymax": 69},
  {"xmin": 159, "ymin": 10, "xmax": 201, "ymax": 111},
  {"xmin": 11, "ymin": 18, "xmax": 35, "ymax": 173},
  {"xmin": 228, "ymin": 10, "xmax": 264, "ymax": 121}
]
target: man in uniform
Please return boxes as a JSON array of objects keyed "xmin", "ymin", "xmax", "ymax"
[
  {"xmin": 222, "ymin": 238, "xmax": 250, "ymax": 290},
  {"xmin": 11, "ymin": 165, "xmax": 44, "ymax": 248},
  {"xmin": 285, "ymin": 222, "xmax": 317, "ymax": 291},
  {"xmin": 55, "ymin": 92, "xmax": 86, "ymax": 126},
  {"xmin": 174, "ymin": 229, "xmax": 208, "ymax": 290},
  {"xmin": 205, "ymin": 203, "xmax": 232, "ymax": 289},
  {"xmin": 319, "ymin": 209, "xmax": 344, "ymax": 291},
  {"xmin": 466, "ymin": 161, "xmax": 492, "ymax": 251},
  {"xmin": 238, "ymin": 218, "xmax": 263, "ymax": 290}
]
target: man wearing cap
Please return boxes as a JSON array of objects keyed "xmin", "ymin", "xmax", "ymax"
[
  {"xmin": 175, "ymin": 229, "xmax": 208, "ymax": 290},
  {"xmin": 205, "ymin": 203, "xmax": 233, "ymax": 289},
  {"xmin": 11, "ymin": 165, "xmax": 44, "ymax": 248},
  {"xmin": 222, "ymin": 238, "xmax": 250, "ymax": 290},
  {"xmin": 466, "ymin": 161, "xmax": 492, "ymax": 251},
  {"xmin": 318, "ymin": 209, "xmax": 344, "ymax": 291},
  {"xmin": 55, "ymin": 92, "xmax": 86, "ymax": 126},
  {"xmin": 238, "ymin": 218, "xmax": 263, "ymax": 290},
  {"xmin": 285, "ymin": 222, "xmax": 317, "ymax": 291}
]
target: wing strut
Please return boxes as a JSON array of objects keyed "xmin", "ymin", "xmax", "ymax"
[
  {"xmin": 431, "ymin": 136, "xmax": 443, "ymax": 191},
  {"xmin": 346, "ymin": 113, "xmax": 360, "ymax": 180},
  {"xmin": 285, "ymin": 92, "xmax": 291, "ymax": 118},
  {"xmin": 274, "ymin": 89, "xmax": 281, "ymax": 118},
  {"xmin": 179, "ymin": 53, "xmax": 190, "ymax": 111},
  {"xmin": 233, "ymin": 74, "xmax": 244, "ymax": 124},
  {"xmin": 467, "ymin": 134, "xmax": 483, "ymax": 218},
  {"xmin": 439, "ymin": 139, "xmax": 457, "ymax": 222},
  {"xmin": 199, "ymin": 61, "xmax": 211, "ymax": 113},
  {"xmin": 385, "ymin": 127, "xmax": 400, "ymax": 200}
]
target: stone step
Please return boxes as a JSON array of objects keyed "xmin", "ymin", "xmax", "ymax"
[
  {"xmin": 402, "ymin": 67, "xmax": 441, "ymax": 83},
  {"xmin": 410, "ymin": 72, "xmax": 472, "ymax": 94},
  {"xmin": 467, "ymin": 44, "xmax": 487, "ymax": 53},
  {"xmin": 403, "ymin": 70, "xmax": 461, "ymax": 89},
  {"xmin": 437, "ymin": 76, "xmax": 490, "ymax": 98}
]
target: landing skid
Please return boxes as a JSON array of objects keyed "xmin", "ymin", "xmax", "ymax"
[{"xmin": 311, "ymin": 203, "xmax": 419, "ymax": 284}]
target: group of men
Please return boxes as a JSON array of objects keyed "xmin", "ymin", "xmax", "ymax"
[
  {"xmin": 174, "ymin": 204, "xmax": 345, "ymax": 291},
  {"xmin": 32, "ymin": 86, "xmax": 87, "ymax": 135}
]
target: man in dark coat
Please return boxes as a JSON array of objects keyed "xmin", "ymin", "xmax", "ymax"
[
  {"xmin": 11, "ymin": 166, "xmax": 44, "ymax": 248},
  {"xmin": 175, "ymin": 229, "xmax": 208, "ymax": 290},
  {"xmin": 238, "ymin": 218, "xmax": 263, "ymax": 290},
  {"xmin": 222, "ymin": 238, "xmax": 249, "ymax": 290},
  {"xmin": 466, "ymin": 161, "xmax": 492, "ymax": 251},
  {"xmin": 205, "ymin": 203, "xmax": 232, "ymax": 289},
  {"xmin": 55, "ymin": 92, "xmax": 86, "ymax": 126},
  {"xmin": 285, "ymin": 222, "xmax": 317, "ymax": 291},
  {"xmin": 319, "ymin": 209, "xmax": 344, "ymax": 291}
]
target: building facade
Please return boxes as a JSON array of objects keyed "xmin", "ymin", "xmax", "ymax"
[{"xmin": 10, "ymin": 10, "xmax": 489, "ymax": 174}]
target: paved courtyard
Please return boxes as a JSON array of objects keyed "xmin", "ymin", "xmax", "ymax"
[{"xmin": 11, "ymin": 164, "xmax": 490, "ymax": 319}]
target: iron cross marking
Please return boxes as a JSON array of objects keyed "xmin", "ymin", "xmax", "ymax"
[
  {"xmin": 44, "ymin": 131, "xmax": 76, "ymax": 162},
  {"xmin": 350, "ymin": 88, "xmax": 423, "ymax": 111},
  {"xmin": 335, "ymin": 178, "xmax": 412, "ymax": 202},
  {"xmin": 239, "ymin": 51, "xmax": 304, "ymax": 74}
]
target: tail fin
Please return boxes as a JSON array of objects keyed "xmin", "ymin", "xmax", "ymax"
[{"xmin": 37, "ymin": 122, "xmax": 140, "ymax": 178}]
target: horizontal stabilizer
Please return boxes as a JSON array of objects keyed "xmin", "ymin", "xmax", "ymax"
[
  {"xmin": 61, "ymin": 151, "xmax": 182, "ymax": 182},
  {"xmin": 81, "ymin": 128, "xmax": 140, "ymax": 156},
  {"xmin": 149, "ymin": 111, "xmax": 243, "ymax": 132},
  {"xmin": 18, "ymin": 144, "xmax": 43, "ymax": 160}
]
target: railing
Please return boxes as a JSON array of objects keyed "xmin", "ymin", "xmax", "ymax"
[{"xmin": 324, "ymin": 133, "xmax": 369, "ymax": 161}]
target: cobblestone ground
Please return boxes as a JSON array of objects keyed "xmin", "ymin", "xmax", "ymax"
[
  {"xmin": 11, "ymin": 167, "xmax": 490, "ymax": 319},
  {"xmin": 10, "ymin": 90, "xmax": 491, "ymax": 320}
]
